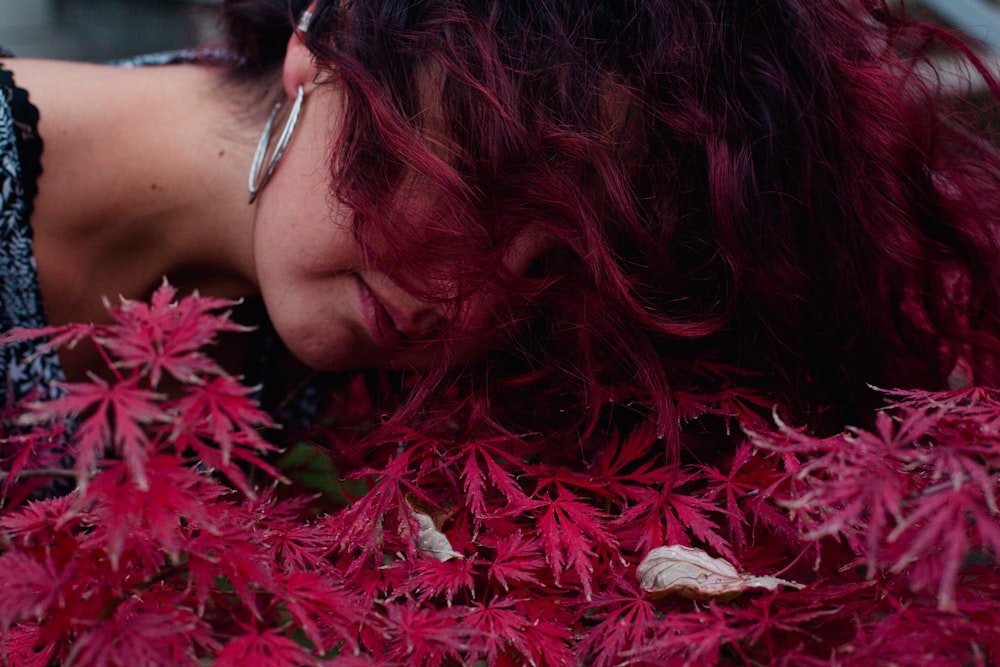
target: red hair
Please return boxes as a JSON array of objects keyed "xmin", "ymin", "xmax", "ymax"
[{"xmin": 225, "ymin": 0, "xmax": 1000, "ymax": 446}]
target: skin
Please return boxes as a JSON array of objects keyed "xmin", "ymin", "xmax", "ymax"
[
  {"xmin": 253, "ymin": 36, "xmax": 454, "ymax": 371},
  {"xmin": 0, "ymin": 23, "xmax": 517, "ymax": 381}
]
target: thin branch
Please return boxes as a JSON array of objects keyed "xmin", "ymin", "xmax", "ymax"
[
  {"xmin": 917, "ymin": 474, "xmax": 974, "ymax": 498},
  {"xmin": 0, "ymin": 468, "xmax": 77, "ymax": 481}
]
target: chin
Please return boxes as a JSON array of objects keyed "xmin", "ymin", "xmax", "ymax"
[{"xmin": 277, "ymin": 329, "xmax": 364, "ymax": 372}]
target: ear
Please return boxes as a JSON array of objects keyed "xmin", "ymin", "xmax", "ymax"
[{"xmin": 282, "ymin": 4, "xmax": 320, "ymax": 99}]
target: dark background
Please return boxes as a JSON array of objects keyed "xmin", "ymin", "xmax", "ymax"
[
  {"xmin": 0, "ymin": 1, "xmax": 999, "ymax": 63},
  {"xmin": 0, "ymin": 0, "xmax": 220, "ymax": 61}
]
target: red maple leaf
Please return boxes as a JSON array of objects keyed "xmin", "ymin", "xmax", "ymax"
[
  {"xmin": 379, "ymin": 600, "xmax": 469, "ymax": 667},
  {"xmin": 699, "ymin": 439, "xmax": 773, "ymax": 552},
  {"xmin": 578, "ymin": 577, "xmax": 659, "ymax": 667},
  {"xmin": 463, "ymin": 597, "xmax": 535, "ymax": 666},
  {"xmin": 0, "ymin": 623, "xmax": 58, "ymax": 667},
  {"xmin": 214, "ymin": 627, "xmax": 315, "ymax": 667},
  {"xmin": 0, "ymin": 493, "xmax": 80, "ymax": 547},
  {"xmin": 614, "ymin": 469, "xmax": 734, "ymax": 561},
  {"xmin": 330, "ymin": 450, "xmax": 438, "ymax": 570},
  {"xmin": 536, "ymin": 483, "xmax": 618, "ymax": 600},
  {"xmin": 79, "ymin": 456, "xmax": 228, "ymax": 568},
  {"xmin": 185, "ymin": 517, "xmax": 278, "ymax": 617},
  {"xmin": 480, "ymin": 530, "xmax": 547, "ymax": 592},
  {"xmin": 99, "ymin": 281, "xmax": 247, "ymax": 387},
  {"xmin": 0, "ymin": 552, "xmax": 67, "ymax": 630},
  {"xmin": 407, "ymin": 554, "xmax": 478, "ymax": 605},
  {"xmin": 0, "ymin": 322, "xmax": 96, "ymax": 354},
  {"xmin": 169, "ymin": 375, "xmax": 282, "ymax": 494},
  {"xmin": 280, "ymin": 571, "xmax": 364, "ymax": 654},
  {"xmin": 23, "ymin": 375, "xmax": 164, "ymax": 490},
  {"xmin": 448, "ymin": 438, "xmax": 538, "ymax": 526},
  {"xmin": 516, "ymin": 596, "xmax": 576, "ymax": 667},
  {"xmin": 64, "ymin": 595, "xmax": 216, "ymax": 667}
]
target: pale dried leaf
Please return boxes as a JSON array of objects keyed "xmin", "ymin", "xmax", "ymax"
[
  {"xmin": 405, "ymin": 494, "xmax": 462, "ymax": 562},
  {"xmin": 637, "ymin": 545, "xmax": 803, "ymax": 601},
  {"xmin": 414, "ymin": 511, "xmax": 463, "ymax": 562}
]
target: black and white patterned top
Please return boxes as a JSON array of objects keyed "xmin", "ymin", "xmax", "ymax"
[
  {"xmin": 0, "ymin": 63, "xmax": 62, "ymax": 408},
  {"xmin": 0, "ymin": 52, "xmax": 237, "ymax": 410}
]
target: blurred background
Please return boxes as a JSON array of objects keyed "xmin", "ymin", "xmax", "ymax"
[
  {"xmin": 0, "ymin": 0, "xmax": 998, "ymax": 66},
  {"xmin": 0, "ymin": 0, "xmax": 222, "ymax": 61}
]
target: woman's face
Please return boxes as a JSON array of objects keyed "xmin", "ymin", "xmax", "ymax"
[{"xmin": 251, "ymin": 84, "xmax": 505, "ymax": 372}]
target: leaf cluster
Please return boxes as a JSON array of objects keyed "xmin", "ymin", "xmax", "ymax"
[{"xmin": 0, "ymin": 285, "xmax": 998, "ymax": 666}]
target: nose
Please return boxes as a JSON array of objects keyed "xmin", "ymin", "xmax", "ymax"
[
  {"xmin": 360, "ymin": 229, "xmax": 547, "ymax": 343},
  {"xmin": 360, "ymin": 272, "xmax": 447, "ymax": 342},
  {"xmin": 400, "ymin": 306, "xmax": 447, "ymax": 340}
]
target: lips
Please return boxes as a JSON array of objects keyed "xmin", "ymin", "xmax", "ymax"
[{"xmin": 356, "ymin": 276, "xmax": 406, "ymax": 348}]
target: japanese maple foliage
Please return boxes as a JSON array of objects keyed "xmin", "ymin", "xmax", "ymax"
[{"xmin": 1, "ymin": 284, "xmax": 999, "ymax": 666}]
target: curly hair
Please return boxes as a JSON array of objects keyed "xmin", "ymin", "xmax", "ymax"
[{"xmin": 222, "ymin": 0, "xmax": 1000, "ymax": 446}]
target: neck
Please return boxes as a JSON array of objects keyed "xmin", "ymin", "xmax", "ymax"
[{"xmin": 3, "ymin": 59, "xmax": 260, "ymax": 330}]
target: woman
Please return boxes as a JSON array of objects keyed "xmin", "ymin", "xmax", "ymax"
[{"xmin": 2, "ymin": 0, "xmax": 1000, "ymax": 448}]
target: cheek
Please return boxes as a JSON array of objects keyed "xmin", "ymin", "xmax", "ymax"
[
  {"xmin": 258, "ymin": 273, "xmax": 363, "ymax": 369},
  {"xmin": 251, "ymin": 212, "xmax": 372, "ymax": 370},
  {"xmin": 255, "ymin": 201, "xmax": 358, "ymax": 275}
]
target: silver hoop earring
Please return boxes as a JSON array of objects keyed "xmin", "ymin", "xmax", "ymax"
[
  {"xmin": 297, "ymin": 10, "xmax": 314, "ymax": 33},
  {"xmin": 247, "ymin": 85, "xmax": 305, "ymax": 204}
]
